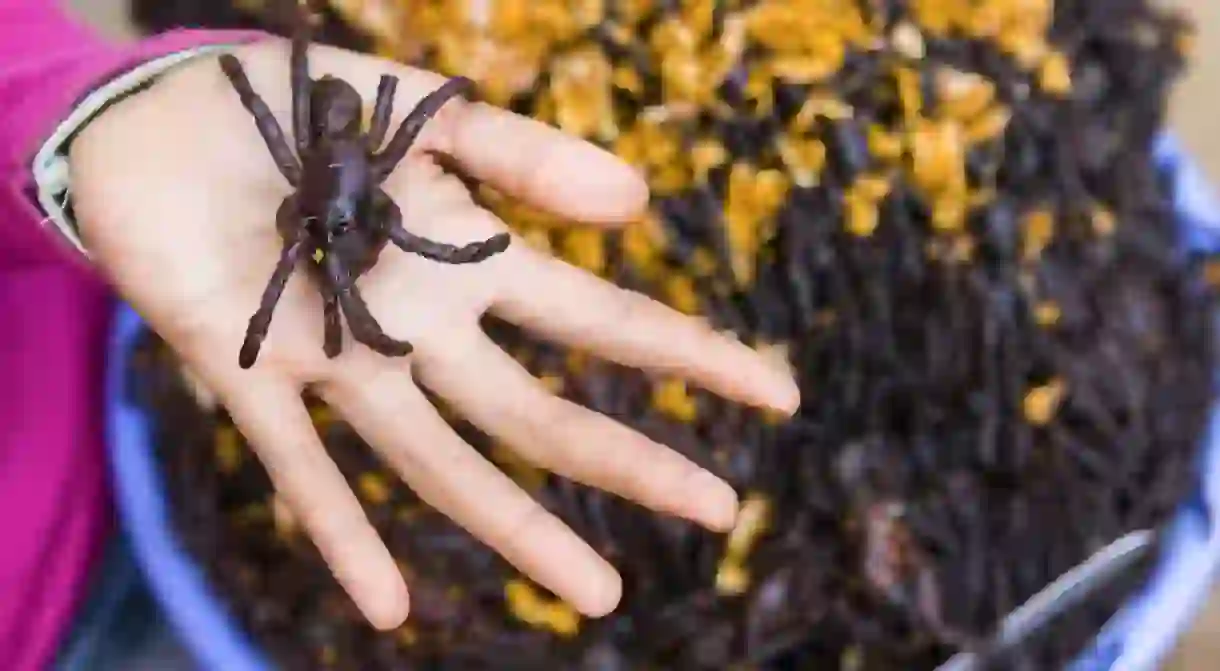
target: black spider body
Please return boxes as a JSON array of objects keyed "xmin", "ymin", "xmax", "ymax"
[
  {"xmin": 219, "ymin": 13, "xmax": 509, "ymax": 370},
  {"xmin": 296, "ymin": 81, "xmax": 380, "ymax": 278}
]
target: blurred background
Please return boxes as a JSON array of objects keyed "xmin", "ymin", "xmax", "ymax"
[{"xmin": 57, "ymin": 0, "xmax": 1220, "ymax": 668}]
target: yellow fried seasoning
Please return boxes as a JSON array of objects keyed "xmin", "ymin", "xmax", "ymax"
[
  {"xmin": 716, "ymin": 493, "xmax": 773, "ymax": 595},
  {"xmin": 315, "ymin": 0, "xmax": 1105, "ymax": 636},
  {"xmin": 504, "ymin": 579, "xmax": 582, "ymax": 637}
]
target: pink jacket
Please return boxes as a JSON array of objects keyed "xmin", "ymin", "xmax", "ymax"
[{"xmin": 0, "ymin": 3, "xmax": 259, "ymax": 668}]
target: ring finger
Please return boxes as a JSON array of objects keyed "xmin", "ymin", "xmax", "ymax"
[{"xmin": 413, "ymin": 331, "xmax": 740, "ymax": 531}]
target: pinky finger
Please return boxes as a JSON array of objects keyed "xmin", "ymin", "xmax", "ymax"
[{"xmin": 222, "ymin": 378, "xmax": 409, "ymax": 629}]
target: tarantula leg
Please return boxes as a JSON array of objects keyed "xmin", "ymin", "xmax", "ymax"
[
  {"xmin": 367, "ymin": 75, "xmax": 398, "ymax": 152},
  {"xmin": 376, "ymin": 190, "xmax": 510, "ymax": 263},
  {"xmin": 290, "ymin": 10, "xmax": 312, "ymax": 154},
  {"xmin": 219, "ymin": 55, "xmax": 302, "ymax": 186},
  {"xmin": 322, "ymin": 255, "xmax": 414, "ymax": 357},
  {"xmin": 392, "ymin": 226, "xmax": 511, "ymax": 264},
  {"xmin": 373, "ymin": 76, "xmax": 474, "ymax": 182},
  {"xmin": 337, "ymin": 286, "xmax": 414, "ymax": 357},
  {"xmin": 320, "ymin": 283, "xmax": 342, "ymax": 359},
  {"xmin": 239, "ymin": 238, "xmax": 307, "ymax": 369}
]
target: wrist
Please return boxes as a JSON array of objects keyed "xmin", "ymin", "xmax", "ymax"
[{"xmin": 38, "ymin": 41, "xmax": 257, "ymax": 257}]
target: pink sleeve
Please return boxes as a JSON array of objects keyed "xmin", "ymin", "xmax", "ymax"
[
  {"xmin": 0, "ymin": 4, "xmax": 264, "ymax": 670},
  {"xmin": 0, "ymin": 0, "xmax": 265, "ymax": 263}
]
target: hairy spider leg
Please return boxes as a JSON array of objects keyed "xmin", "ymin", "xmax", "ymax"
[
  {"xmin": 219, "ymin": 54, "xmax": 302, "ymax": 186},
  {"xmin": 375, "ymin": 190, "xmax": 510, "ymax": 263},
  {"xmin": 240, "ymin": 236, "xmax": 308, "ymax": 369},
  {"xmin": 391, "ymin": 225, "xmax": 511, "ymax": 264},
  {"xmin": 367, "ymin": 75, "xmax": 398, "ymax": 152},
  {"xmin": 322, "ymin": 253, "xmax": 414, "ymax": 357},
  {"xmin": 373, "ymin": 76, "xmax": 475, "ymax": 181},
  {"xmin": 290, "ymin": 7, "xmax": 312, "ymax": 154},
  {"xmin": 320, "ymin": 282, "xmax": 342, "ymax": 358}
]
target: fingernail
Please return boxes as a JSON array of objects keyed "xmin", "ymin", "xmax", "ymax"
[
  {"xmin": 759, "ymin": 371, "xmax": 801, "ymax": 416},
  {"xmin": 575, "ymin": 562, "xmax": 622, "ymax": 618},
  {"xmin": 750, "ymin": 342, "xmax": 802, "ymax": 415},
  {"xmin": 362, "ymin": 578, "xmax": 411, "ymax": 630},
  {"xmin": 774, "ymin": 374, "xmax": 802, "ymax": 415},
  {"xmin": 689, "ymin": 469, "xmax": 740, "ymax": 531}
]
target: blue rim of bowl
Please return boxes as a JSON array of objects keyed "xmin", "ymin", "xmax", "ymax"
[
  {"xmin": 106, "ymin": 310, "xmax": 274, "ymax": 671},
  {"xmin": 105, "ymin": 134, "xmax": 1220, "ymax": 671},
  {"xmin": 1068, "ymin": 135, "xmax": 1220, "ymax": 670}
]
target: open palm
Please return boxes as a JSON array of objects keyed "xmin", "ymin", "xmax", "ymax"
[{"xmin": 68, "ymin": 39, "xmax": 799, "ymax": 629}]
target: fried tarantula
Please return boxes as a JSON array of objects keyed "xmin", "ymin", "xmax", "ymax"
[{"xmin": 219, "ymin": 23, "xmax": 509, "ymax": 370}]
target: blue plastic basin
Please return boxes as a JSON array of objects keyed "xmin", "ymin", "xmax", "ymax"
[{"xmin": 105, "ymin": 134, "xmax": 1220, "ymax": 671}]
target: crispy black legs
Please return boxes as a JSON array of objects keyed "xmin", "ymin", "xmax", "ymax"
[
  {"xmin": 236, "ymin": 192, "xmax": 509, "ymax": 368},
  {"xmin": 322, "ymin": 251, "xmax": 415, "ymax": 358},
  {"xmin": 239, "ymin": 201, "xmax": 307, "ymax": 369},
  {"xmin": 219, "ymin": 54, "xmax": 301, "ymax": 186},
  {"xmin": 236, "ymin": 190, "xmax": 508, "ymax": 368},
  {"xmin": 368, "ymin": 75, "xmax": 397, "ymax": 152},
  {"xmin": 237, "ymin": 197, "xmax": 418, "ymax": 369},
  {"xmin": 320, "ymin": 281, "xmax": 342, "ymax": 359},
  {"xmin": 374, "ymin": 190, "xmax": 510, "ymax": 263},
  {"xmin": 372, "ymin": 76, "xmax": 475, "ymax": 181},
  {"xmin": 222, "ymin": 41, "xmax": 508, "ymax": 368}
]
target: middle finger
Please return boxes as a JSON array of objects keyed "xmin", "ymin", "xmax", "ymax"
[{"xmin": 491, "ymin": 244, "xmax": 801, "ymax": 415}]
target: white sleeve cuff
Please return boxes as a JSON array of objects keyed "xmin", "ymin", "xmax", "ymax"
[{"xmin": 31, "ymin": 44, "xmax": 240, "ymax": 257}]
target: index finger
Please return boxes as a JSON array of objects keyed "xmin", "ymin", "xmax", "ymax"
[
  {"xmin": 437, "ymin": 101, "xmax": 649, "ymax": 225},
  {"xmin": 219, "ymin": 41, "xmax": 648, "ymax": 225}
]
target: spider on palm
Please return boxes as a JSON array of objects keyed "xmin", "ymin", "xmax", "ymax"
[{"xmin": 219, "ymin": 23, "xmax": 509, "ymax": 370}]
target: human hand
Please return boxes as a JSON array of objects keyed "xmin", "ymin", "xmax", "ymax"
[{"xmin": 68, "ymin": 39, "xmax": 800, "ymax": 630}]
